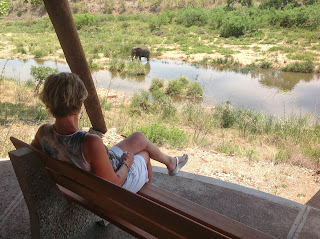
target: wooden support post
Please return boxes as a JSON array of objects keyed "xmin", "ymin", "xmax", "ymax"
[{"xmin": 43, "ymin": 0, "xmax": 107, "ymax": 133}]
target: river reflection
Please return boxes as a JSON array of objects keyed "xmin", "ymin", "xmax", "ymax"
[
  {"xmin": 1, "ymin": 58, "xmax": 319, "ymax": 117},
  {"xmin": 252, "ymin": 70, "xmax": 316, "ymax": 92}
]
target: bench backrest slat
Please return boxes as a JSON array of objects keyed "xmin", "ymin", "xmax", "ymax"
[{"xmin": 139, "ymin": 184, "xmax": 275, "ymax": 239}]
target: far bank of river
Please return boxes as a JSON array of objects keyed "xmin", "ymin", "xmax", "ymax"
[{"xmin": 1, "ymin": 58, "xmax": 320, "ymax": 118}]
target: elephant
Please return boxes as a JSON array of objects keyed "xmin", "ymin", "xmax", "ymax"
[{"xmin": 131, "ymin": 46, "xmax": 150, "ymax": 61}]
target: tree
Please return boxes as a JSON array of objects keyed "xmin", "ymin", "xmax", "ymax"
[{"xmin": 30, "ymin": 66, "xmax": 58, "ymax": 92}]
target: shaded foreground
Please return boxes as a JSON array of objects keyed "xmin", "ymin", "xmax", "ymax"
[{"xmin": 1, "ymin": 157, "xmax": 320, "ymax": 238}]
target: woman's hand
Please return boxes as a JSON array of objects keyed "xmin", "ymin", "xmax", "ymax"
[{"xmin": 121, "ymin": 151, "xmax": 134, "ymax": 169}]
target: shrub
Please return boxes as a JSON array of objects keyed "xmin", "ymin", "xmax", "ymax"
[
  {"xmin": 214, "ymin": 102, "xmax": 236, "ymax": 128},
  {"xmin": 186, "ymin": 82, "xmax": 203, "ymax": 97},
  {"xmin": 25, "ymin": 80, "xmax": 36, "ymax": 88},
  {"xmin": 73, "ymin": 13, "xmax": 95, "ymax": 30},
  {"xmin": 303, "ymin": 145, "xmax": 320, "ymax": 164},
  {"xmin": 126, "ymin": 60, "xmax": 147, "ymax": 75},
  {"xmin": 152, "ymin": 91, "xmax": 177, "ymax": 119},
  {"xmin": 166, "ymin": 76, "xmax": 189, "ymax": 96},
  {"xmin": 208, "ymin": 7, "xmax": 225, "ymax": 29},
  {"xmin": 149, "ymin": 14, "xmax": 168, "ymax": 31},
  {"xmin": 151, "ymin": 88, "xmax": 166, "ymax": 101},
  {"xmin": 260, "ymin": 61, "xmax": 272, "ymax": 68},
  {"xmin": 109, "ymin": 58, "xmax": 126, "ymax": 72},
  {"xmin": 162, "ymin": 10, "xmax": 176, "ymax": 23},
  {"xmin": 104, "ymin": 0, "xmax": 114, "ymax": 14},
  {"xmin": 274, "ymin": 148, "xmax": 291, "ymax": 164},
  {"xmin": 182, "ymin": 104, "xmax": 215, "ymax": 138},
  {"xmin": 0, "ymin": 0, "xmax": 9, "ymax": 16},
  {"xmin": 216, "ymin": 140, "xmax": 240, "ymax": 155},
  {"xmin": 88, "ymin": 58, "xmax": 99, "ymax": 68},
  {"xmin": 308, "ymin": 4, "xmax": 320, "ymax": 29},
  {"xmin": 16, "ymin": 47, "xmax": 26, "ymax": 54},
  {"xmin": 136, "ymin": 123, "xmax": 188, "ymax": 148},
  {"xmin": 30, "ymin": 65, "xmax": 58, "ymax": 92},
  {"xmin": 33, "ymin": 49, "xmax": 47, "ymax": 58},
  {"xmin": 282, "ymin": 60, "xmax": 314, "ymax": 73},
  {"xmin": 176, "ymin": 7, "xmax": 209, "ymax": 27},
  {"xmin": 220, "ymin": 14, "xmax": 251, "ymax": 38},
  {"xmin": 99, "ymin": 96, "xmax": 112, "ymax": 111},
  {"xmin": 150, "ymin": 78, "xmax": 165, "ymax": 91},
  {"xmin": 130, "ymin": 90, "xmax": 150, "ymax": 113}
]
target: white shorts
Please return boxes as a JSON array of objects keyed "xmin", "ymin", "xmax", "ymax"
[{"xmin": 108, "ymin": 146, "xmax": 149, "ymax": 193}]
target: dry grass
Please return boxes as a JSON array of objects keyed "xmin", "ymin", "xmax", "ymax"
[{"xmin": 1, "ymin": 78, "xmax": 319, "ymax": 204}]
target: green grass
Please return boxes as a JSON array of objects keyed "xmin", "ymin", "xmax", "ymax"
[
  {"xmin": 1, "ymin": 4, "xmax": 319, "ymax": 72},
  {"xmin": 311, "ymin": 45, "xmax": 320, "ymax": 51},
  {"xmin": 216, "ymin": 140, "xmax": 241, "ymax": 155},
  {"xmin": 282, "ymin": 60, "xmax": 315, "ymax": 73},
  {"xmin": 125, "ymin": 122, "xmax": 188, "ymax": 148},
  {"xmin": 109, "ymin": 58, "xmax": 147, "ymax": 75},
  {"xmin": 287, "ymin": 52, "xmax": 318, "ymax": 61}
]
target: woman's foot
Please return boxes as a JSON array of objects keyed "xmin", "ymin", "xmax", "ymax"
[{"xmin": 168, "ymin": 154, "xmax": 189, "ymax": 176}]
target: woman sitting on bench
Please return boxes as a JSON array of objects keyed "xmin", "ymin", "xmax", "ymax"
[{"xmin": 31, "ymin": 72, "xmax": 188, "ymax": 193}]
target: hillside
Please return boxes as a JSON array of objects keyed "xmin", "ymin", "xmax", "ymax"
[{"xmin": 5, "ymin": 0, "xmax": 219, "ymax": 19}]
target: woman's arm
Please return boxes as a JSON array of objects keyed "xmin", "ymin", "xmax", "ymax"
[{"xmin": 82, "ymin": 134, "xmax": 133, "ymax": 186}]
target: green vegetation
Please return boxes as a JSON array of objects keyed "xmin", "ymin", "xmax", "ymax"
[
  {"xmin": 0, "ymin": 0, "xmax": 9, "ymax": 16},
  {"xmin": 150, "ymin": 76, "xmax": 203, "ymax": 99},
  {"xmin": 30, "ymin": 66, "xmax": 58, "ymax": 92},
  {"xmin": 1, "ymin": 77, "xmax": 320, "ymax": 169},
  {"xmin": 281, "ymin": 60, "xmax": 315, "ymax": 73},
  {"xmin": 132, "ymin": 123, "xmax": 188, "ymax": 148},
  {"xmin": 1, "ymin": 1, "xmax": 320, "ymax": 72},
  {"xmin": 109, "ymin": 59, "xmax": 147, "ymax": 75}
]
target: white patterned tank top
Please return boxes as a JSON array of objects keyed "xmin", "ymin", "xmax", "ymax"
[
  {"xmin": 39, "ymin": 125, "xmax": 93, "ymax": 172},
  {"xmin": 39, "ymin": 124, "xmax": 122, "ymax": 173}
]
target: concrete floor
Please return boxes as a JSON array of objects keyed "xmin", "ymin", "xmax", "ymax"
[{"xmin": 1, "ymin": 158, "xmax": 320, "ymax": 239}]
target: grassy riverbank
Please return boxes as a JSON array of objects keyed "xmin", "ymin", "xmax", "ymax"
[
  {"xmin": 1, "ymin": 4, "xmax": 320, "ymax": 72},
  {"xmin": 1, "ymin": 76, "xmax": 320, "ymax": 170}
]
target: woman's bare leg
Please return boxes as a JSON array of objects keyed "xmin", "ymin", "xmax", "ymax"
[{"xmin": 116, "ymin": 132, "xmax": 187, "ymax": 172}]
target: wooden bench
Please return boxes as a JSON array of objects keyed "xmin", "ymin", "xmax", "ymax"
[{"xmin": 9, "ymin": 137, "xmax": 275, "ymax": 239}]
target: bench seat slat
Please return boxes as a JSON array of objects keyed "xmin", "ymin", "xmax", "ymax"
[{"xmin": 138, "ymin": 183, "xmax": 274, "ymax": 239}]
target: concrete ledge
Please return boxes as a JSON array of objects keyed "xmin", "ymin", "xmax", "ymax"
[
  {"xmin": 152, "ymin": 166, "xmax": 319, "ymax": 239},
  {"xmin": 152, "ymin": 166, "xmax": 305, "ymax": 210}
]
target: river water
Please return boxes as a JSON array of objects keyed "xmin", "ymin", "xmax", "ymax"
[{"xmin": 1, "ymin": 58, "xmax": 320, "ymax": 118}]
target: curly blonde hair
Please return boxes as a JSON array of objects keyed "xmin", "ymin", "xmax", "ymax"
[{"xmin": 40, "ymin": 72, "xmax": 88, "ymax": 118}]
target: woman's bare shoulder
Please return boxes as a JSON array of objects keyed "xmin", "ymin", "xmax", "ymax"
[
  {"xmin": 31, "ymin": 124, "xmax": 51, "ymax": 149},
  {"xmin": 83, "ymin": 133, "xmax": 103, "ymax": 145}
]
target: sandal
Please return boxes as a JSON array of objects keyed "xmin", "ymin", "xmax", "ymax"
[{"xmin": 168, "ymin": 155, "xmax": 189, "ymax": 176}]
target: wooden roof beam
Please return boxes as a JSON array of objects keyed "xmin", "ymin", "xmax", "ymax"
[{"xmin": 43, "ymin": 0, "xmax": 107, "ymax": 133}]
